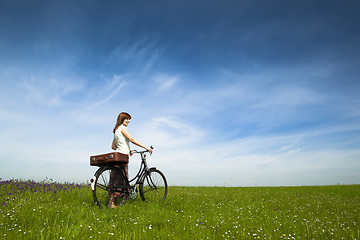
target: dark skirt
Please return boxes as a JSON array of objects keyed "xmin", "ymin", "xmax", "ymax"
[{"xmin": 108, "ymin": 164, "xmax": 128, "ymax": 198}]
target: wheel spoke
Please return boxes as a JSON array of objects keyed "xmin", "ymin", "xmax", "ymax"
[{"xmin": 96, "ymin": 183, "xmax": 108, "ymax": 191}]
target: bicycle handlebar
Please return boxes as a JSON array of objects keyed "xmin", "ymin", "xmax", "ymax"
[{"xmin": 131, "ymin": 145, "xmax": 154, "ymax": 154}]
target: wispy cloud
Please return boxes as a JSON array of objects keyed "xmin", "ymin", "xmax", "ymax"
[
  {"xmin": 87, "ymin": 74, "xmax": 128, "ymax": 109},
  {"xmin": 250, "ymin": 85, "xmax": 324, "ymax": 109},
  {"xmin": 17, "ymin": 76, "xmax": 85, "ymax": 107},
  {"xmin": 102, "ymin": 37, "xmax": 165, "ymax": 74},
  {"xmin": 153, "ymin": 74, "xmax": 178, "ymax": 92}
]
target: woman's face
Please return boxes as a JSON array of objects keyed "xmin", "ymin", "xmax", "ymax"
[{"xmin": 123, "ymin": 118, "xmax": 130, "ymax": 126}]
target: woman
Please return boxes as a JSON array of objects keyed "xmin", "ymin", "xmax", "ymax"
[{"xmin": 108, "ymin": 112, "xmax": 152, "ymax": 208}]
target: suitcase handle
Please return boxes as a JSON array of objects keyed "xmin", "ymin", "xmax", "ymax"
[{"xmin": 98, "ymin": 154, "xmax": 114, "ymax": 161}]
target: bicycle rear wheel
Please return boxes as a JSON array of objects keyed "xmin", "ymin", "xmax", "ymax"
[
  {"xmin": 92, "ymin": 166, "xmax": 126, "ymax": 207},
  {"xmin": 139, "ymin": 168, "xmax": 168, "ymax": 202}
]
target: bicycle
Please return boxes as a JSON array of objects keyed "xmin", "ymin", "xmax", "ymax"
[{"xmin": 90, "ymin": 147, "xmax": 168, "ymax": 207}]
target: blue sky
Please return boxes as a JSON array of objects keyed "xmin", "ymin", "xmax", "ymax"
[{"xmin": 0, "ymin": 0, "xmax": 359, "ymax": 186}]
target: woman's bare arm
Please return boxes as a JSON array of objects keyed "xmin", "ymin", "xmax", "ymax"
[{"xmin": 120, "ymin": 125, "xmax": 152, "ymax": 153}]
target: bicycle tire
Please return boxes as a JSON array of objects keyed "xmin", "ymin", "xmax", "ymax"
[
  {"xmin": 139, "ymin": 168, "xmax": 168, "ymax": 202},
  {"xmin": 92, "ymin": 166, "xmax": 126, "ymax": 207}
]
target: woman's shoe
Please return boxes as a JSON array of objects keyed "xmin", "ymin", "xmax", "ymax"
[
  {"xmin": 107, "ymin": 196, "xmax": 117, "ymax": 208},
  {"xmin": 107, "ymin": 202, "xmax": 117, "ymax": 208}
]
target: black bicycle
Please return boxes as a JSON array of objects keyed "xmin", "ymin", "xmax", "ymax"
[{"xmin": 90, "ymin": 147, "xmax": 168, "ymax": 207}]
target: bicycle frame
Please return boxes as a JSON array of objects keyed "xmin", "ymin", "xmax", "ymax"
[{"xmin": 128, "ymin": 150, "xmax": 151, "ymax": 185}]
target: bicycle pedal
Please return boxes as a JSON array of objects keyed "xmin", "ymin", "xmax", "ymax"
[
  {"xmin": 120, "ymin": 196, "xmax": 129, "ymax": 206},
  {"xmin": 120, "ymin": 199, "xmax": 126, "ymax": 206}
]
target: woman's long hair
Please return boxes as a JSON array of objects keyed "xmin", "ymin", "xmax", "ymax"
[{"xmin": 113, "ymin": 112, "xmax": 131, "ymax": 133}]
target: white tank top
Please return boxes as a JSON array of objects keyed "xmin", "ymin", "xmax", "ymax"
[{"xmin": 114, "ymin": 125, "xmax": 130, "ymax": 155}]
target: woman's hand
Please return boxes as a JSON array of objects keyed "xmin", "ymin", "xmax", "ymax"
[{"xmin": 147, "ymin": 147, "xmax": 153, "ymax": 154}]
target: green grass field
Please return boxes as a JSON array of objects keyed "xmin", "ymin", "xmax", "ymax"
[{"xmin": 1, "ymin": 178, "xmax": 359, "ymax": 239}]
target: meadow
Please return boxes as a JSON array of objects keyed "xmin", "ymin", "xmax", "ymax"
[{"xmin": 1, "ymin": 178, "xmax": 359, "ymax": 239}]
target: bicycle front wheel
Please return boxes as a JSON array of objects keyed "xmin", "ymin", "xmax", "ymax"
[
  {"xmin": 92, "ymin": 166, "xmax": 126, "ymax": 207},
  {"xmin": 139, "ymin": 168, "xmax": 168, "ymax": 202}
]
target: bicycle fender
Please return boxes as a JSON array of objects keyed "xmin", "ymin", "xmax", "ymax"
[
  {"xmin": 149, "ymin": 167, "xmax": 157, "ymax": 171},
  {"xmin": 90, "ymin": 176, "xmax": 96, "ymax": 191},
  {"xmin": 93, "ymin": 167, "xmax": 104, "ymax": 176}
]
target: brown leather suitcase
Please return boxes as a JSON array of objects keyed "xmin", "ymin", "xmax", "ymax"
[{"xmin": 90, "ymin": 152, "xmax": 129, "ymax": 166}]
